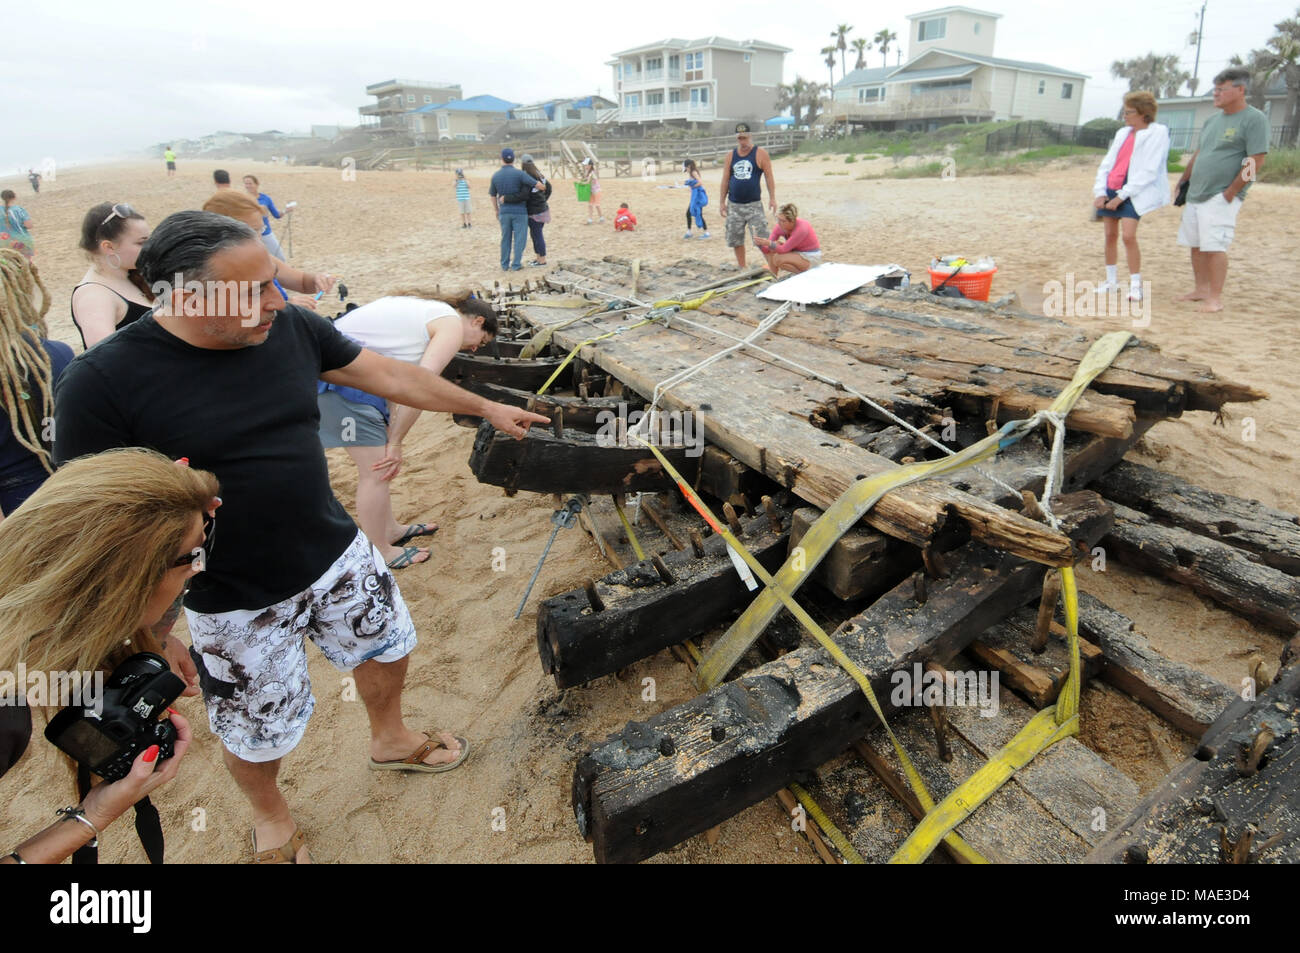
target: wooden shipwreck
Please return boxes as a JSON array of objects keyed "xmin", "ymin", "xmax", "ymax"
[{"xmin": 459, "ymin": 256, "xmax": 1296, "ymax": 864}]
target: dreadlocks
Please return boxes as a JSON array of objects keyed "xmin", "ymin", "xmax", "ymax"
[{"xmin": 0, "ymin": 248, "xmax": 54, "ymax": 473}]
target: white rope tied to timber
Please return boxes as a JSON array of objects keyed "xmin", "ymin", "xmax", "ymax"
[{"xmin": 558, "ymin": 280, "xmax": 1080, "ymax": 507}]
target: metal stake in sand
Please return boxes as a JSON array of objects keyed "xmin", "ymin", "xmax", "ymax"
[{"xmin": 514, "ymin": 496, "xmax": 585, "ymax": 619}]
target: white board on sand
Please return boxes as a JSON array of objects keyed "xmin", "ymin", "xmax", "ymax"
[{"xmin": 757, "ymin": 263, "xmax": 908, "ymax": 305}]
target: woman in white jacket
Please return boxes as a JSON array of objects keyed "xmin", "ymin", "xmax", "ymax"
[{"xmin": 1093, "ymin": 91, "xmax": 1171, "ymax": 302}]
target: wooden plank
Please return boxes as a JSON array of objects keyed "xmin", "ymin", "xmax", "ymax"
[
  {"xmin": 537, "ymin": 509, "xmax": 789, "ymax": 689},
  {"xmin": 967, "ymin": 610, "xmax": 1105, "ymax": 708},
  {"xmin": 787, "ymin": 506, "xmax": 915, "ymax": 601},
  {"xmin": 940, "ymin": 659, "xmax": 1140, "ymax": 849},
  {"xmin": 1094, "ymin": 460, "xmax": 1300, "ymax": 576},
  {"xmin": 571, "ymin": 492, "xmax": 1112, "ymax": 863},
  {"xmin": 468, "ymin": 420, "xmax": 699, "ymax": 495},
  {"xmin": 1075, "ymin": 592, "xmax": 1237, "ymax": 737},
  {"xmin": 443, "ymin": 351, "xmax": 571, "ymax": 393},
  {"xmin": 451, "ymin": 385, "xmax": 633, "ymax": 431},
  {"xmin": 518, "ymin": 299, "xmax": 1080, "ymax": 567},
  {"xmin": 1086, "ymin": 661, "xmax": 1300, "ymax": 864},
  {"xmin": 1102, "ymin": 502, "xmax": 1300, "ymax": 634}
]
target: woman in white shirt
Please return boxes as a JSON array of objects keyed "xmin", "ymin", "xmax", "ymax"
[
  {"xmin": 1093, "ymin": 91, "xmax": 1171, "ymax": 302},
  {"xmin": 318, "ymin": 291, "xmax": 496, "ymax": 568}
]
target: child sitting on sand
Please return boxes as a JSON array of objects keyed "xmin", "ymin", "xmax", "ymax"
[{"xmin": 614, "ymin": 203, "xmax": 637, "ymax": 232}]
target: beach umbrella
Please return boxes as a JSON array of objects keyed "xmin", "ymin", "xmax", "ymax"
[{"xmin": 765, "ymin": 116, "xmax": 794, "ymax": 127}]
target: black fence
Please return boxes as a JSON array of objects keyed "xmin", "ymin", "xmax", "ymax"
[{"xmin": 985, "ymin": 120, "xmax": 1117, "ymax": 153}]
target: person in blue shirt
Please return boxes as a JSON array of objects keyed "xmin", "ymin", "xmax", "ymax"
[
  {"xmin": 488, "ymin": 149, "xmax": 537, "ymax": 272},
  {"xmin": 243, "ymin": 175, "xmax": 288, "ymax": 262}
]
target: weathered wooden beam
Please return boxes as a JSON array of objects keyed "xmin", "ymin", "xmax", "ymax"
[
  {"xmin": 1086, "ymin": 660, "xmax": 1300, "ymax": 864},
  {"xmin": 787, "ymin": 506, "xmax": 915, "ymax": 601},
  {"xmin": 572, "ymin": 492, "xmax": 1112, "ymax": 863},
  {"xmin": 537, "ymin": 508, "xmax": 789, "ymax": 689},
  {"xmin": 967, "ymin": 611, "xmax": 1105, "ymax": 709},
  {"xmin": 1093, "ymin": 460, "xmax": 1300, "ymax": 576},
  {"xmin": 451, "ymin": 384, "xmax": 633, "ymax": 431},
  {"xmin": 468, "ymin": 421, "xmax": 699, "ymax": 495},
  {"xmin": 443, "ymin": 351, "xmax": 571, "ymax": 393},
  {"xmin": 1075, "ymin": 592, "xmax": 1237, "ymax": 737},
  {"xmin": 1102, "ymin": 502, "xmax": 1300, "ymax": 634}
]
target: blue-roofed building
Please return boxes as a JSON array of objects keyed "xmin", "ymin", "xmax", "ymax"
[
  {"xmin": 511, "ymin": 95, "xmax": 618, "ymax": 131},
  {"xmin": 832, "ymin": 7, "xmax": 1087, "ymax": 131},
  {"xmin": 408, "ymin": 95, "xmax": 519, "ymax": 143}
]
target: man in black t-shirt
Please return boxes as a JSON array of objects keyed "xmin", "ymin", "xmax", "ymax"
[{"xmin": 54, "ymin": 211, "xmax": 546, "ymax": 863}]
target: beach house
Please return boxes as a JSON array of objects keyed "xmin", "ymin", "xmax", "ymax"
[
  {"xmin": 608, "ymin": 37, "xmax": 792, "ymax": 133},
  {"xmin": 510, "ymin": 96, "xmax": 618, "ymax": 133},
  {"xmin": 359, "ymin": 79, "xmax": 463, "ymax": 133},
  {"xmin": 831, "ymin": 6, "xmax": 1087, "ymax": 131},
  {"xmin": 408, "ymin": 95, "xmax": 518, "ymax": 144}
]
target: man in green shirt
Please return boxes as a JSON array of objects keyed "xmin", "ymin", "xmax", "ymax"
[
  {"xmin": 164, "ymin": 146, "xmax": 177, "ymax": 178},
  {"xmin": 1174, "ymin": 68, "xmax": 1269, "ymax": 313}
]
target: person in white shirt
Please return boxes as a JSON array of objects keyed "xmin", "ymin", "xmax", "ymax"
[
  {"xmin": 1092, "ymin": 91, "xmax": 1171, "ymax": 302},
  {"xmin": 317, "ymin": 291, "xmax": 496, "ymax": 568}
]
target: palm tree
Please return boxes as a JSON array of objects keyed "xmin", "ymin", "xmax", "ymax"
[
  {"xmin": 778, "ymin": 77, "xmax": 810, "ymax": 127},
  {"xmin": 851, "ymin": 37, "xmax": 871, "ymax": 72},
  {"xmin": 821, "ymin": 45, "xmax": 839, "ymax": 90},
  {"xmin": 874, "ymin": 28, "xmax": 898, "ymax": 68},
  {"xmin": 1264, "ymin": 10, "xmax": 1300, "ymax": 146},
  {"xmin": 802, "ymin": 81, "xmax": 829, "ymax": 128},
  {"xmin": 1110, "ymin": 51, "xmax": 1192, "ymax": 105},
  {"xmin": 833, "ymin": 25, "xmax": 853, "ymax": 79}
]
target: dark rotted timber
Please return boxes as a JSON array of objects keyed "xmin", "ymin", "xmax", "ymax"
[
  {"xmin": 468, "ymin": 421, "xmax": 699, "ymax": 495},
  {"xmin": 1102, "ymin": 502, "xmax": 1300, "ymax": 633},
  {"xmin": 1075, "ymin": 592, "xmax": 1236, "ymax": 737},
  {"xmin": 443, "ymin": 348, "xmax": 573, "ymax": 393},
  {"xmin": 538, "ymin": 508, "xmax": 790, "ymax": 688},
  {"xmin": 572, "ymin": 491, "xmax": 1113, "ymax": 863},
  {"xmin": 1093, "ymin": 460, "xmax": 1300, "ymax": 576},
  {"xmin": 1086, "ymin": 659, "xmax": 1300, "ymax": 864},
  {"xmin": 451, "ymin": 384, "xmax": 632, "ymax": 431}
]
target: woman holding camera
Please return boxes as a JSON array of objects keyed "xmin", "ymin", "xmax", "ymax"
[{"xmin": 0, "ymin": 449, "xmax": 218, "ymax": 863}]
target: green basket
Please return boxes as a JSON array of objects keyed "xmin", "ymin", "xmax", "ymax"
[{"xmin": 575, "ymin": 181, "xmax": 592, "ymax": 202}]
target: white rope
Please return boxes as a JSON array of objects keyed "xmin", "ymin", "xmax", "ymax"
[{"xmin": 556, "ymin": 279, "xmax": 1077, "ymax": 510}]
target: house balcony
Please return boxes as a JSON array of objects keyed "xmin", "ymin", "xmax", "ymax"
[
  {"xmin": 619, "ymin": 68, "xmax": 686, "ymax": 89},
  {"xmin": 622, "ymin": 103, "xmax": 716, "ymax": 122}
]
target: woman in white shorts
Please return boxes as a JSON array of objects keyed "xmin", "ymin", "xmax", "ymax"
[{"xmin": 318, "ymin": 291, "xmax": 495, "ymax": 568}]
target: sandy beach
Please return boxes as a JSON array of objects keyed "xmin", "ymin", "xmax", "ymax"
[{"xmin": 1, "ymin": 152, "xmax": 1294, "ymax": 863}]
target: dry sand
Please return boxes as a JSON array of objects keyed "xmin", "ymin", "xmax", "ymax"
[{"xmin": 1, "ymin": 152, "xmax": 1294, "ymax": 863}]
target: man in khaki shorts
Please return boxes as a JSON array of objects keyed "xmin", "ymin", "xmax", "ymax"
[
  {"xmin": 720, "ymin": 123, "xmax": 776, "ymax": 268},
  {"xmin": 1174, "ymin": 68, "xmax": 1269, "ymax": 314}
]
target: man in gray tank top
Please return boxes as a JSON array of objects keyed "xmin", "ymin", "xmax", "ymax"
[{"xmin": 719, "ymin": 123, "xmax": 776, "ymax": 268}]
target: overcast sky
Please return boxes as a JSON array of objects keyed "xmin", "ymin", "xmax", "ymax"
[{"xmin": 3, "ymin": 0, "xmax": 1292, "ymax": 169}]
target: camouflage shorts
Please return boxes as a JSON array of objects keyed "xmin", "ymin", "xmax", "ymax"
[{"xmin": 724, "ymin": 201, "xmax": 768, "ymax": 247}]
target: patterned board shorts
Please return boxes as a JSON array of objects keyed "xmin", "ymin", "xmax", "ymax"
[
  {"xmin": 184, "ymin": 529, "xmax": 417, "ymax": 762},
  {"xmin": 725, "ymin": 201, "xmax": 768, "ymax": 247}
]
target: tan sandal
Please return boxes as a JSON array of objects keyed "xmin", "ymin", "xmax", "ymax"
[
  {"xmin": 251, "ymin": 826, "xmax": 308, "ymax": 864},
  {"xmin": 369, "ymin": 731, "xmax": 470, "ymax": 774}
]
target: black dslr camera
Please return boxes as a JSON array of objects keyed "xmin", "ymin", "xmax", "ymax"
[{"xmin": 45, "ymin": 652, "xmax": 184, "ymax": 782}]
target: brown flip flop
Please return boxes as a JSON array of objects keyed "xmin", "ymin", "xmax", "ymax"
[{"xmin": 369, "ymin": 732, "xmax": 470, "ymax": 774}]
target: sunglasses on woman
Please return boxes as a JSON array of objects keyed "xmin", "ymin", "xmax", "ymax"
[
  {"xmin": 173, "ymin": 512, "xmax": 216, "ymax": 571},
  {"xmin": 100, "ymin": 203, "xmax": 135, "ymax": 227}
]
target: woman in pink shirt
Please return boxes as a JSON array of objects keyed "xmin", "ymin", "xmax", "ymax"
[
  {"xmin": 754, "ymin": 203, "xmax": 821, "ymax": 276},
  {"xmin": 1092, "ymin": 91, "xmax": 1171, "ymax": 301}
]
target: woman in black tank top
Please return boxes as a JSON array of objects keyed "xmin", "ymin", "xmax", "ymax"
[{"xmin": 71, "ymin": 202, "xmax": 154, "ymax": 349}]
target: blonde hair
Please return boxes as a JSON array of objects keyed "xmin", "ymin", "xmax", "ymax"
[
  {"xmin": 778, "ymin": 203, "xmax": 799, "ymax": 221},
  {"xmin": 0, "ymin": 248, "xmax": 53, "ymax": 474},
  {"xmin": 202, "ymin": 190, "xmax": 263, "ymax": 222},
  {"xmin": 1123, "ymin": 91, "xmax": 1158, "ymax": 123},
  {"xmin": 0, "ymin": 449, "xmax": 219, "ymax": 677}
]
